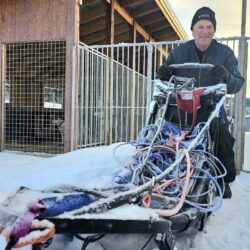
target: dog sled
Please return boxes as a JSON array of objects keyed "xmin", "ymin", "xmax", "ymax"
[{"xmin": 0, "ymin": 63, "xmax": 229, "ymax": 250}]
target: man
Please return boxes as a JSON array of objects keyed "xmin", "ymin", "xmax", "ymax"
[{"xmin": 157, "ymin": 7, "xmax": 245, "ymax": 198}]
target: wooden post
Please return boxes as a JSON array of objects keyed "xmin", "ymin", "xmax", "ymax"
[
  {"xmin": 106, "ymin": 0, "xmax": 115, "ymax": 44},
  {"xmin": 130, "ymin": 22, "xmax": 136, "ymax": 140},
  {"xmin": 64, "ymin": 0, "xmax": 80, "ymax": 152},
  {"xmin": 235, "ymin": 0, "xmax": 248, "ymax": 173},
  {"xmin": 106, "ymin": 0, "xmax": 115, "ymax": 144},
  {"xmin": 0, "ymin": 46, "xmax": 5, "ymax": 151}
]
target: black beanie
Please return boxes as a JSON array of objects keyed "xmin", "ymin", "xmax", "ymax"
[{"xmin": 191, "ymin": 7, "xmax": 216, "ymax": 30}]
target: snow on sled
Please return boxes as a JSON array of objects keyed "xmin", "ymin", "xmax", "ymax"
[{"xmin": 0, "ymin": 63, "xmax": 229, "ymax": 250}]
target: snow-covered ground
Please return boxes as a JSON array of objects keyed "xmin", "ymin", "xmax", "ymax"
[{"xmin": 0, "ymin": 134, "xmax": 250, "ymax": 250}]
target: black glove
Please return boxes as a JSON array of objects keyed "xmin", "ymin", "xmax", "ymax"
[
  {"xmin": 212, "ymin": 64, "xmax": 230, "ymax": 83},
  {"xmin": 156, "ymin": 64, "xmax": 173, "ymax": 81}
]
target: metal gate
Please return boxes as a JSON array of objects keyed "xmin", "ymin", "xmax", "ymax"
[{"xmin": 75, "ymin": 38, "xmax": 249, "ymax": 151}]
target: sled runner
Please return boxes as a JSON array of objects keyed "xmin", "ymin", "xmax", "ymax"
[{"xmin": 0, "ymin": 63, "xmax": 229, "ymax": 250}]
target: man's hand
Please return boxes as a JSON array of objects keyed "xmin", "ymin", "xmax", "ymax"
[
  {"xmin": 156, "ymin": 64, "xmax": 173, "ymax": 81},
  {"xmin": 212, "ymin": 64, "xmax": 230, "ymax": 83}
]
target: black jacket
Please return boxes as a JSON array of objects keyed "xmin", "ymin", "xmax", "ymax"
[
  {"xmin": 165, "ymin": 39, "xmax": 244, "ymax": 94},
  {"xmin": 161, "ymin": 39, "xmax": 245, "ymax": 126}
]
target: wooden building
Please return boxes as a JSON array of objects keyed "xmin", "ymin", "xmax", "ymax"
[{"xmin": 0, "ymin": 0, "xmax": 187, "ymax": 154}]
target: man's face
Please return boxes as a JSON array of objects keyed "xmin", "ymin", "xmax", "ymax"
[{"xmin": 192, "ymin": 20, "xmax": 215, "ymax": 50}]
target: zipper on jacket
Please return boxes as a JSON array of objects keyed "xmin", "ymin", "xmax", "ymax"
[{"xmin": 195, "ymin": 52, "xmax": 205, "ymax": 87}]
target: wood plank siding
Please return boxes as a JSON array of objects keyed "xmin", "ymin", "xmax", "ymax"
[{"xmin": 0, "ymin": 0, "xmax": 80, "ymax": 153}]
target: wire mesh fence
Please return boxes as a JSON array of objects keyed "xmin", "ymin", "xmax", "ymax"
[
  {"xmin": 3, "ymin": 41, "xmax": 66, "ymax": 154},
  {"xmin": 1, "ymin": 38, "xmax": 248, "ymax": 153}
]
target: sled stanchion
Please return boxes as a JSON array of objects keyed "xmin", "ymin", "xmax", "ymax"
[{"xmin": 146, "ymin": 45, "xmax": 153, "ymax": 115}]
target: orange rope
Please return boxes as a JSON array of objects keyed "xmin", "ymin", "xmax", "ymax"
[
  {"xmin": 135, "ymin": 142, "xmax": 192, "ymax": 214},
  {"xmin": 142, "ymin": 177, "xmax": 155, "ymax": 208},
  {"xmin": 155, "ymin": 149, "xmax": 192, "ymax": 217},
  {"xmin": 142, "ymin": 193, "xmax": 152, "ymax": 208}
]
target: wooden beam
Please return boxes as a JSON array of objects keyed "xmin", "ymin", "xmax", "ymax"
[
  {"xmin": 106, "ymin": 0, "xmax": 132, "ymax": 25},
  {"xmin": 96, "ymin": 31, "xmax": 130, "ymax": 44},
  {"xmin": 81, "ymin": 23, "xmax": 129, "ymax": 44},
  {"xmin": 156, "ymin": 32, "xmax": 178, "ymax": 41},
  {"xmin": 137, "ymin": 11, "xmax": 164, "ymax": 26},
  {"xmin": 106, "ymin": 0, "xmax": 115, "ymax": 44},
  {"xmin": 129, "ymin": 2, "xmax": 158, "ymax": 18},
  {"xmin": 105, "ymin": 0, "xmax": 155, "ymax": 42},
  {"xmin": 80, "ymin": 7, "xmax": 105, "ymax": 24},
  {"xmin": 80, "ymin": 15, "xmax": 123, "ymax": 36},
  {"xmin": 144, "ymin": 20, "xmax": 171, "ymax": 33},
  {"xmin": 146, "ymin": 24, "xmax": 171, "ymax": 34},
  {"xmin": 80, "ymin": 18, "xmax": 106, "ymax": 35},
  {"xmin": 103, "ymin": 0, "xmax": 168, "ymax": 59},
  {"xmin": 119, "ymin": 0, "xmax": 143, "ymax": 8},
  {"xmin": 114, "ymin": 32, "xmax": 130, "ymax": 43},
  {"xmin": 130, "ymin": 21, "xmax": 136, "ymax": 43},
  {"xmin": 151, "ymin": 26, "xmax": 173, "ymax": 37}
]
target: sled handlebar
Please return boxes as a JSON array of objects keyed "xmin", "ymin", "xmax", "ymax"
[
  {"xmin": 203, "ymin": 83, "xmax": 227, "ymax": 95},
  {"xmin": 153, "ymin": 80, "xmax": 227, "ymax": 98},
  {"xmin": 169, "ymin": 63, "xmax": 214, "ymax": 69}
]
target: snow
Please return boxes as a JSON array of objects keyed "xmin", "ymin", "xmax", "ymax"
[
  {"xmin": 192, "ymin": 171, "xmax": 250, "ymax": 250},
  {"xmin": 0, "ymin": 136, "xmax": 250, "ymax": 250}
]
